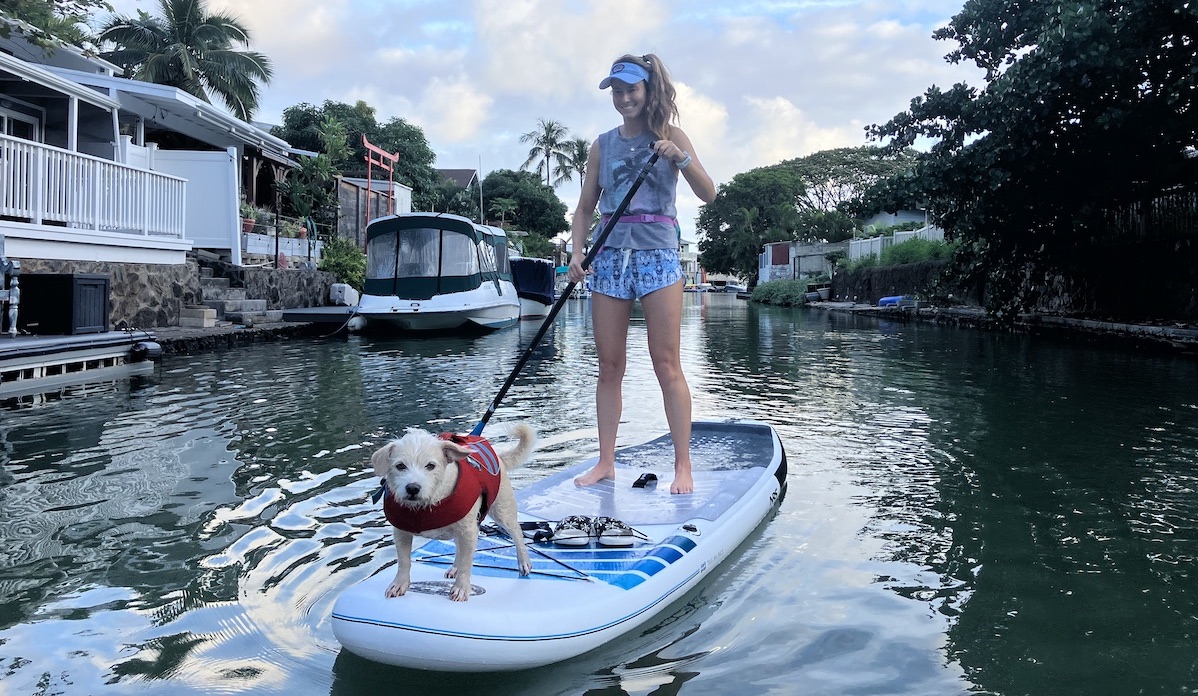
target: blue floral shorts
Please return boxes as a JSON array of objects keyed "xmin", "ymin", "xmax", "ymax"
[{"xmin": 590, "ymin": 247, "xmax": 683, "ymax": 300}]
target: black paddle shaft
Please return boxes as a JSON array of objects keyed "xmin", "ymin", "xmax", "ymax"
[{"xmin": 472, "ymin": 150, "xmax": 661, "ymax": 435}]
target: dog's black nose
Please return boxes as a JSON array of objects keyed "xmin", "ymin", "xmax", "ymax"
[{"xmin": 405, "ymin": 483, "xmax": 421, "ymax": 497}]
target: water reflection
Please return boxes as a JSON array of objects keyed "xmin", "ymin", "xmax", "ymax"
[{"xmin": 0, "ymin": 295, "xmax": 1196, "ymax": 694}]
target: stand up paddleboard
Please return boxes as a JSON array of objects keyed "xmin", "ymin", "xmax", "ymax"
[{"xmin": 331, "ymin": 420, "xmax": 787, "ymax": 672}]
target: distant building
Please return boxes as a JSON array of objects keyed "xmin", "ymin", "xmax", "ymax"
[
  {"xmin": 437, "ymin": 168, "xmax": 478, "ymax": 189},
  {"xmin": 759, "ymin": 240, "xmax": 849, "ymax": 285}
]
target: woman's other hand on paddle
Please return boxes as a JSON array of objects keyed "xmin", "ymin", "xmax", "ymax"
[{"xmin": 567, "ymin": 254, "xmax": 587, "ymax": 283}]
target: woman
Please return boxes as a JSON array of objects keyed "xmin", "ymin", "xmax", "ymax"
[{"xmin": 568, "ymin": 53, "xmax": 717, "ymax": 494}]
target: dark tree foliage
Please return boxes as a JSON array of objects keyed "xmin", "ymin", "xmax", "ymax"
[
  {"xmin": 0, "ymin": 0, "xmax": 108, "ymax": 44},
  {"xmin": 480, "ymin": 169, "xmax": 568, "ymax": 245},
  {"xmin": 778, "ymin": 146, "xmax": 918, "ymax": 213},
  {"xmin": 271, "ymin": 100, "xmax": 441, "ymax": 210},
  {"xmin": 864, "ymin": 0, "xmax": 1198, "ymax": 319},
  {"xmin": 696, "ymin": 167, "xmax": 805, "ymax": 284},
  {"xmin": 696, "ymin": 147, "xmax": 916, "ymax": 284}
]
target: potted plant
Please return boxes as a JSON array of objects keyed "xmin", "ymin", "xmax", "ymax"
[
  {"xmin": 281, "ymin": 219, "xmax": 302, "ymax": 238},
  {"xmin": 254, "ymin": 207, "xmax": 276, "ymax": 235},
  {"xmin": 240, "ymin": 200, "xmax": 256, "ymax": 234}
]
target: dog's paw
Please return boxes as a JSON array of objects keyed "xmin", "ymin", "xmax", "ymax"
[
  {"xmin": 444, "ymin": 566, "xmax": 458, "ymax": 579},
  {"xmin": 450, "ymin": 582, "xmax": 471, "ymax": 601},
  {"xmin": 385, "ymin": 580, "xmax": 410, "ymax": 598},
  {"xmin": 518, "ymin": 554, "xmax": 532, "ymax": 576}
]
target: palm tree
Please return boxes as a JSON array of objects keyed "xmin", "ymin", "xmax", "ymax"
[
  {"xmin": 97, "ymin": 0, "xmax": 273, "ymax": 121},
  {"xmin": 553, "ymin": 137, "xmax": 590, "ymax": 190},
  {"xmin": 489, "ymin": 197, "xmax": 518, "ymax": 227},
  {"xmin": 520, "ymin": 119, "xmax": 570, "ymax": 188}
]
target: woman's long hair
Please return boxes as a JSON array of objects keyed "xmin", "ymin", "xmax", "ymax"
[{"xmin": 614, "ymin": 53, "xmax": 678, "ymax": 141}]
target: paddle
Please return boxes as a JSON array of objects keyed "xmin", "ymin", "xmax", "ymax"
[{"xmin": 471, "ymin": 148, "xmax": 662, "ymax": 436}]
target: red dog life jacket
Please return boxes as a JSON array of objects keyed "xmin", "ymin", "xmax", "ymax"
[{"xmin": 383, "ymin": 433, "xmax": 502, "ymax": 534}]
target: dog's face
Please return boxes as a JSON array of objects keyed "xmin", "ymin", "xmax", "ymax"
[{"xmin": 371, "ymin": 428, "xmax": 473, "ymax": 508}]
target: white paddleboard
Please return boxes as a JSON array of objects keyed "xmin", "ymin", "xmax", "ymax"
[{"xmin": 331, "ymin": 419, "xmax": 787, "ymax": 671}]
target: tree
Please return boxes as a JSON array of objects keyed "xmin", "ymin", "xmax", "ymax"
[
  {"xmin": 553, "ymin": 137, "xmax": 590, "ymax": 190},
  {"xmin": 489, "ymin": 197, "xmax": 518, "ymax": 227},
  {"xmin": 520, "ymin": 119, "xmax": 570, "ymax": 188},
  {"xmin": 0, "ymin": 1, "xmax": 106, "ymax": 45},
  {"xmin": 271, "ymin": 100, "xmax": 441, "ymax": 210},
  {"xmin": 481, "ymin": 169, "xmax": 568, "ymax": 246},
  {"xmin": 697, "ymin": 167, "xmax": 805, "ymax": 284},
  {"xmin": 96, "ymin": 0, "xmax": 272, "ymax": 121},
  {"xmin": 863, "ymin": 0, "xmax": 1198, "ymax": 319},
  {"xmin": 278, "ymin": 116, "xmax": 347, "ymax": 231},
  {"xmin": 778, "ymin": 146, "xmax": 918, "ymax": 213}
]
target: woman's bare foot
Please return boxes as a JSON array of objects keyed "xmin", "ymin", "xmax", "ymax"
[
  {"xmin": 575, "ymin": 462, "xmax": 616, "ymax": 487},
  {"xmin": 670, "ymin": 465, "xmax": 693, "ymax": 494}
]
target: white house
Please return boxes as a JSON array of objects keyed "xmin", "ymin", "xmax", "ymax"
[
  {"xmin": 0, "ymin": 19, "xmax": 340, "ymax": 327},
  {"xmin": 0, "ymin": 18, "xmax": 302, "ymax": 267}
]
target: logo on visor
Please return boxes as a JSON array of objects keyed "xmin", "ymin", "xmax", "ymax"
[{"xmin": 612, "ymin": 64, "xmax": 625, "ymax": 74}]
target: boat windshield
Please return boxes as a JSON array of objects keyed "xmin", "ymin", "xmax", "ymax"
[{"xmin": 367, "ymin": 227, "xmax": 480, "ymax": 280}]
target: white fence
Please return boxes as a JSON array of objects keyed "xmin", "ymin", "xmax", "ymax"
[
  {"xmin": 0, "ymin": 133, "xmax": 186, "ymax": 238},
  {"xmin": 849, "ymin": 225, "xmax": 945, "ymax": 261},
  {"xmin": 243, "ymin": 231, "xmax": 324, "ymax": 264}
]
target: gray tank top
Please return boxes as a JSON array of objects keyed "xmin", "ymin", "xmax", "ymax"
[{"xmin": 596, "ymin": 127, "xmax": 679, "ymax": 250}]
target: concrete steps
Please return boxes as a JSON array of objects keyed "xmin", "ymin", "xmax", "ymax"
[{"xmin": 199, "ymin": 273, "xmax": 277, "ymax": 326}]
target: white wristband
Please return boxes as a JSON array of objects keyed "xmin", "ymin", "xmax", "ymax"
[{"xmin": 676, "ymin": 152, "xmax": 692, "ymax": 170}]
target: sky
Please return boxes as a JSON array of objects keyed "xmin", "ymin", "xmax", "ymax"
[{"xmin": 102, "ymin": 0, "xmax": 984, "ymax": 240}]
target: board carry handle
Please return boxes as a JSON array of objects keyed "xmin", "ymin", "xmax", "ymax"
[{"xmin": 472, "ymin": 149, "xmax": 662, "ymax": 436}]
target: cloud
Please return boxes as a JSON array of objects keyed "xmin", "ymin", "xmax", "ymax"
[{"xmin": 98, "ymin": 0, "xmax": 983, "ymax": 231}]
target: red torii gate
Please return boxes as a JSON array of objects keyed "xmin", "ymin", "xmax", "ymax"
[{"xmin": 362, "ymin": 135, "xmax": 399, "ymax": 231}]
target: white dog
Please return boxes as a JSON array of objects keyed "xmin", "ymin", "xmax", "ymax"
[{"xmin": 371, "ymin": 424, "xmax": 535, "ymax": 601}]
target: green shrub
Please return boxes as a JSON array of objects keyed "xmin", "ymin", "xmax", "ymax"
[
  {"xmin": 319, "ymin": 235, "xmax": 366, "ymax": 291},
  {"xmin": 847, "ymin": 238, "xmax": 955, "ymax": 271},
  {"xmin": 750, "ymin": 279, "xmax": 809, "ymax": 306},
  {"xmin": 881, "ymin": 237, "xmax": 954, "ymax": 265}
]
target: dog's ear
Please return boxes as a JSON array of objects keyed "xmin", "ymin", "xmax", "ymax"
[
  {"xmin": 441, "ymin": 440, "xmax": 472, "ymax": 465},
  {"xmin": 371, "ymin": 443, "xmax": 395, "ymax": 476}
]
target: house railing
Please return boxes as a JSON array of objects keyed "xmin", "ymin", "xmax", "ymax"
[
  {"xmin": 0, "ymin": 133, "xmax": 186, "ymax": 239},
  {"xmin": 849, "ymin": 225, "xmax": 945, "ymax": 261}
]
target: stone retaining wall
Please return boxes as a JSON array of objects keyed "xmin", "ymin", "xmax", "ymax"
[
  {"xmin": 16, "ymin": 258, "xmax": 202, "ymax": 329},
  {"xmin": 200, "ymin": 259, "xmax": 335, "ymax": 309},
  {"xmin": 14, "ymin": 258, "xmax": 337, "ymax": 329}
]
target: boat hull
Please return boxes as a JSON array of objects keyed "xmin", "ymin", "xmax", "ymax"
[
  {"xmin": 331, "ymin": 420, "xmax": 786, "ymax": 671},
  {"xmin": 354, "ymin": 283, "xmax": 520, "ymax": 332}
]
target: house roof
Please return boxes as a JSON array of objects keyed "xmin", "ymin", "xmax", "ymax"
[
  {"xmin": 0, "ymin": 16, "xmax": 123, "ymax": 75},
  {"xmin": 437, "ymin": 168, "xmax": 477, "ymax": 188},
  {"xmin": 41, "ymin": 66, "xmax": 296, "ymax": 162},
  {"xmin": 0, "ymin": 51, "xmax": 120, "ymax": 111}
]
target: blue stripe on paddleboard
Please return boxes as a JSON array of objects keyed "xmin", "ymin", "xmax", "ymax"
[
  {"xmin": 332, "ymin": 564, "xmax": 706, "ymax": 642},
  {"xmin": 413, "ymin": 534, "xmax": 701, "ymax": 586}
]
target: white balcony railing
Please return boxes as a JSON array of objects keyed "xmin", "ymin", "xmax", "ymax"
[{"xmin": 0, "ymin": 133, "xmax": 186, "ymax": 238}]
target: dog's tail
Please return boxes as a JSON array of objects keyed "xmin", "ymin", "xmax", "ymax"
[{"xmin": 497, "ymin": 423, "xmax": 536, "ymax": 470}]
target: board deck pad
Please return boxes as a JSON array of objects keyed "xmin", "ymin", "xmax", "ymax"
[
  {"xmin": 520, "ymin": 421, "xmax": 774, "ymax": 526},
  {"xmin": 411, "ymin": 422, "xmax": 777, "ymax": 586}
]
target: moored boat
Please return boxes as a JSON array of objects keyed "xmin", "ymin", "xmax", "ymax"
[
  {"xmin": 354, "ymin": 213, "xmax": 519, "ymax": 332},
  {"xmin": 510, "ymin": 256, "xmax": 555, "ymax": 320}
]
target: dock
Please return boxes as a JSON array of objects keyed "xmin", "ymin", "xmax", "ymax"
[{"xmin": 0, "ymin": 330, "xmax": 161, "ymax": 401}]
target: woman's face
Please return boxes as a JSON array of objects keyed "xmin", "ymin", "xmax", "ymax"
[{"xmin": 610, "ymin": 80, "xmax": 646, "ymax": 120}]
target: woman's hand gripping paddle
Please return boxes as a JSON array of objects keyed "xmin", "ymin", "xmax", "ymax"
[{"xmin": 471, "ymin": 149, "xmax": 661, "ymax": 436}]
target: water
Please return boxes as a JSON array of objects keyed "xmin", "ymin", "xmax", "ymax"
[{"xmin": 1, "ymin": 295, "xmax": 1196, "ymax": 695}]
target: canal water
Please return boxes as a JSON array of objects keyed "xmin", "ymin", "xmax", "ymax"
[{"xmin": 1, "ymin": 294, "xmax": 1195, "ymax": 695}]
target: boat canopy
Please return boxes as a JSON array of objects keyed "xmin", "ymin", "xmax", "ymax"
[
  {"xmin": 365, "ymin": 214, "xmax": 511, "ymax": 299},
  {"xmin": 510, "ymin": 257, "xmax": 555, "ymax": 306}
]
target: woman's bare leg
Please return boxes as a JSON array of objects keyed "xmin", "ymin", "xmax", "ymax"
[
  {"xmin": 640, "ymin": 280, "xmax": 693, "ymax": 494},
  {"xmin": 575, "ymin": 293, "xmax": 632, "ymax": 487}
]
